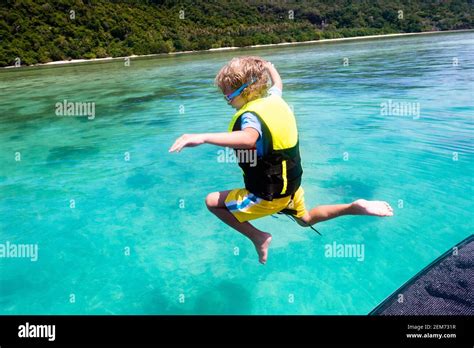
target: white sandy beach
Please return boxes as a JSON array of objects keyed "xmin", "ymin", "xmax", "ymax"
[{"xmin": 4, "ymin": 29, "xmax": 473, "ymax": 69}]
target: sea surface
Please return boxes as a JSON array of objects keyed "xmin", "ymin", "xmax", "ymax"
[{"xmin": 0, "ymin": 31, "xmax": 473, "ymax": 314}]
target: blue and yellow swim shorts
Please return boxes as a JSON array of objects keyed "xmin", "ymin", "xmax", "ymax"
[{"xmin": 224, "ymin": 186, "xmax": 306, "ymax": 223}]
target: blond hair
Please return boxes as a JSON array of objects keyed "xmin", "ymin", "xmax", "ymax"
[{"xmin": 215, "ymin": 56, "xmax": 270, "ymax": 101}]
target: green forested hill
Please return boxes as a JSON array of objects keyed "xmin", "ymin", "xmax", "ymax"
[{"xmin": 0, "ymin": 0, "xmax": 472, "ymax": 67}]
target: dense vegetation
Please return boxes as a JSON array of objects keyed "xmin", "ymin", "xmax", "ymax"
[{"xmin": 0, "ymin": 0, "xmax": 472, "ymax": 67}]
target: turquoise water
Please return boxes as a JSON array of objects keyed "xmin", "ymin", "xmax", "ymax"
[{"xmin": 0, "ymin": 32, "xmax": 473, "ymax": 314}]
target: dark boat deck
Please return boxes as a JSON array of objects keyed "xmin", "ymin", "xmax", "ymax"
[{"xmin": 370, "ymin": 235, "xmax": 474, "ymax": 315}]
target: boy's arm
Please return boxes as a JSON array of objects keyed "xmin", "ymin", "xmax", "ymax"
[
  {"xmin": 169, "ymin": 128, "xmax": 259, "ymax": 153},
  {"xmin": 266, "ymin": 61, "xmax": 283, "ymax": 91}
]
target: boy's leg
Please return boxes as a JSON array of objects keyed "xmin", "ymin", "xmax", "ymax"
[
  {"xmin": 298, "ymin": 199, "xmax": 393, "ymax": 226},
  {"xmin": 205, "ymin": 191, "xmax": 272, "ymax": 264}
]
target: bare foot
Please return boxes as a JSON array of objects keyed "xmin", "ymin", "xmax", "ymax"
[
  {"xmin": 253, "ymin": 232, "xmax": 272, "ymax": 264},
  {"xmin": 352, "ymin": 199, "xmax": 394, "ymax": 217}
]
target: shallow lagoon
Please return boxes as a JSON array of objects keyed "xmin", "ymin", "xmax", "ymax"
[{"xmin": 0, "ymin": 32, "xmax": 472, "ymax": 314}]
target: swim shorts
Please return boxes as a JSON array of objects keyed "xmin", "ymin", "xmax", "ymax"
[{"xmin": 224, "ymin": 186, "xmax": 306, "ymax": 223}]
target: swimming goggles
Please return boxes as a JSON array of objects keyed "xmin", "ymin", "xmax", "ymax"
[{"xmin": 224, "ymin": 78, "xmax": 257, "ymax": 102}]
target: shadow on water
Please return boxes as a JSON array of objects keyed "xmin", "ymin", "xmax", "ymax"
[
  {"xmin": 125, "ymin": 169, "xmax": 158, "ymax": 190},
  {"xmin": 319, "ymin": 176, "xmax": 376, "ymax": 201},
  {"xmin": 14, "ymin": 121, "xmax": 40, "ymax": 132},
  {"xmin": 46, "ymin": 145, "xmax": 100, "ymax": 165},
  {"xmin": 142, "ymin": 288, "xmax": 183, "ymax": 314},
  {"xmin": 119, "ymin": 87, "xmax": 180, "ymax": 106},
  {"xmin": 146, "ymin": 118, "xmax": 173, "ymax": 127},
  {"xmin": 193, "ymin": 281, "xmax": 252, "ymax": 314},
  {"xmin": 138, "ymin": 277, "xmax": 253, "ymax": 315}
]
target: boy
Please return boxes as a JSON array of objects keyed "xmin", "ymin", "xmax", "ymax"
[{"xmin": 169, "ymin": 56, "xmax": 393, "ymax": 264}]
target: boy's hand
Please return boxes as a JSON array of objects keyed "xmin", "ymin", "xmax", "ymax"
[
  {"xmin": 264, "ymin": 61, "xmax": 274, "ymax": 69},
  {"xmin": 169, "ymin": 133, "xmax": 206, "ymax": 152},
  {"xmin": 265, "ymin": 61, "xmax": 283, "ymax": 91}
]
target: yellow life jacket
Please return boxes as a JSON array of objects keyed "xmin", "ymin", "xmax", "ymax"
[{"xmin": 228, "ymin": 94, "xmax": 303, "ymax": 201}]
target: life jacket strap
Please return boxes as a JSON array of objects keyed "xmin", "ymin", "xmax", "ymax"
[{"xmin": 277, "ymin": 208, "xmax": 322, "ymax": 236}]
